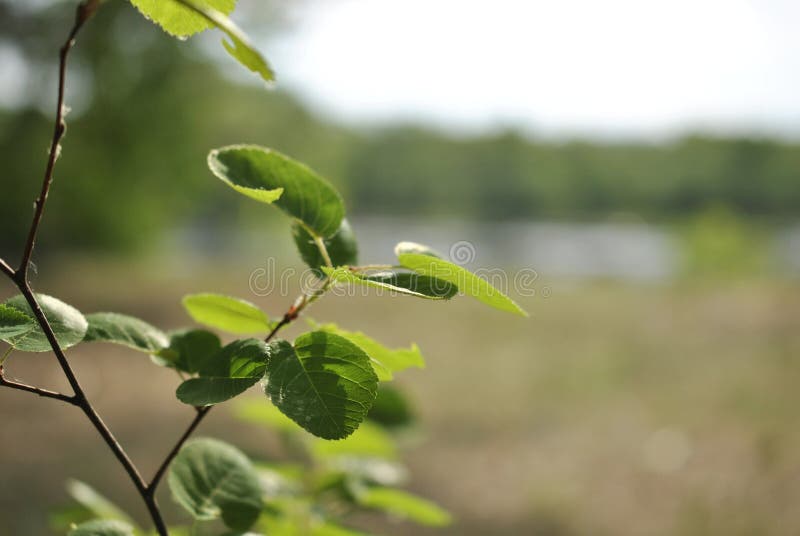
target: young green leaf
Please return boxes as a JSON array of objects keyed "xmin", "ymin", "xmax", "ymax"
[
  {"xmin": 182, "ymin": 293, "xmax": 271, "ymax": 334},
  {"xmin": 396, "ymin": 245, "xmax": 528, "ymax": 316},
  {"xmin": 168, "ymin": 438, "xmax": 262, "ymax": 531},
  {"xmin": 233, "ymin": 398, "xmax": 298, "ymax": 433},
  {"xmin": 1, "ymin": 294, "xmax": 88, "ymax": 352},
  {"xmin": 292, "ymin": 219, "xmax": 358, "ymax": 277},
  {"xmin": 83, "ymin": 313, "xmax": 168, "ymax": 353},
  {"xmin": 312, "ymin": 322, "xmax": 425, "ymax": 381},
  {"xmin": 323, "ymin": 267, "xmax": 454, "ymax": 301},
  {"xmin": 0, "ymin": 304, "xmax": 35, "ymax": 338},
  {"xmin": 154, "ymin": 329, "xmax": 222, "ymax": 373},
  {"xmin": 356, "ymin": 487, "xmax": 452, "ymax": 527},
  {"xmin": 311, "ymin": 421, "xmax": 397, "ymax": 460},
  {"xmin": 208, "ymin": 145, "xmax": 345, "ymax": 237},
  {"xmin": 67, "ymin": 519, "xmax": 135, "ymax": 536},
  {"xmin": 394, "ymin": 241, "xmax": 443, "ymax": 258},
  {"xmin": 362, "ymin": 271, "xmax": 457, "ymax": 299},
  {"xmin": 128, "ymin": 0, "xmax": 236, "ymax": 37},
  {"xmin": 265, "ymin": 333, "xmax": 379, "ymax": 440},
  {"xmin": 173, "ymin": 0, "xmax": 274, "ymax": 82},
  {"xmin": 176, "ymin": 339, "xmax": 271, "ymax": 406}
]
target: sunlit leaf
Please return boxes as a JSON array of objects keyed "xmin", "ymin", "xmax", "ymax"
[
  {"xmin": 233, "ymin": 398, "xmax": 298, "ymax": 433},
  {"xmin": 394, "ymin": 241, "xmax": 442, "ymax": 258},
  {"xmin": 67, "ymin": 519, "xmax": 135, "ymax": 536},
  {"xmin": 128, "ymin": 0, "xmax": 236, "ymax": 37},
  {"xmin": 356, "ymin": 487, "xmax": 452, "ymax": 527},
  {"xmin": 83, "ymin": 313, "xmax": 168, "ymax": 353},
  {"xmin": 208, "ymin": 145, "xmax": 345, "ymax": 237},
  {"xmin": 2, "ymin": 294, "xmax": 88, "ymax": 352},
  {"xmin": 168, "ymin": 438, "xmax": 262, "ymax": 531},
  {"xmin": 265, "ymin": 333, "xmax": 378, "ymax": 439},
  {"xmin": 396, "ymin": 244, "xmax": 528, "ymax": 316},
  {"xmin": 323, "ymin": 268, "xmax": 452, "ymax": 301},
  {"xmin": 312, "ymin": 322, "xmax": 424, "ymax": 381},
  {"xmin": 311, "ymin": 422, "xmax": 396, "ymax": 460},
  {"xmin": 183, "ymin": 293, "xmax": 271, "ymax": 335}
]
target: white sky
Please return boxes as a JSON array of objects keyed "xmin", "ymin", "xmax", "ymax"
[{"xmin": 264, "ymin": 0, "xmax": 800, "ymax": 139}]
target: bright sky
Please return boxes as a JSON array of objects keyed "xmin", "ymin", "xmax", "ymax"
[{"xmin": 266, "ymin": 0, "xmax": 800, "ymax": 139}]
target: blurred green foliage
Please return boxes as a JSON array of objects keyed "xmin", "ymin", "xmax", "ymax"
[{"xmin": 1, "ymin": 1, "xmax": 798, "ymax": 257}]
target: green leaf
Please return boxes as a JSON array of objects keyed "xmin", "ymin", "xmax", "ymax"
[
  {"xmin": 67, "ymin": 519, "xmax": 135, "ymax": 536},
  {"xmin": 356, "ymin": 488, "xmax": 452, "ymax": 527},
  {"xmin": 362, "ymin": 271, "xmax": 458, "ymax": 299},
  {"xmin": 176, "ymin": 339, "xmax": 271, "ymax": 406},
  {"xmin": 311, "ymin": 422, "xmax": 396, "ymax": 460},
  {"xmin": 1, "ymin": 294, "xmax": 88, "ymax": 352},
  {"xmin": 66, "ymin": 480, "xmax": 135, "ymax": 526},
  {"xmin": 265, "ymin": 333, "xmax": 378, "ymax": 440},
  {"xmin": 313, "ymin": 322, "xmax": 424, "ymax": 381},
  {"xmin": 368, "ymin": 385, "xmax": 415, "ymax": 429},
  {"xmin": 130, "ymin": 0, "xmax": 274, "ymax": 81},
  {"xmin": 154, "ymin": 329, "xmax": 222, "ymax": 373},
  {"xmin": 208, "ymin": 145, "xmax": 345, "ymax": 237},
  {"xmin": 183, "ymin": 293, "xmax": 271, "ymax": 335},
  {"xmin": 396, "ymin": 245, "xmax": 528, "ymax": 316},
  {"xmin": 129, "ymin": 0, "xmax": 236, "ymax": 37},
  {"xmin": 83, "ymin": 313, "xmax": 168, "ymax": 353},
  {"xmin": 292, "ymin": 219, "xmax": 358, "ymax": 277},
  {"xmin": 233, "ymin": 398, "xmax": 298, "ymax": 433},
  {"xmin": 323, "ymin": 268, "xmax": 453, "ymax": 301},
  {"xmin": 168, "ymin": 438, "xmax": 262, "ymax": 531},
  {"xmin": 394, "ymin": 241, "xmax": 442, "ymax": 258},
  {"xmin": 0, "ymin": 304, "xmax": 35, "ymax": 338}
]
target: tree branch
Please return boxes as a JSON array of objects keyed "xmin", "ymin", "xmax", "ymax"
[
  {"xmin": 0, "ymin": 3, "xmax": 170, "ymax": 534},
  {"xmin": 0, "ymin": 369, "xmax": 76, "ymax": 404},
  {"xmin": 146, "ymin": 291, "xmax": 315, "ymax": 501},
  {"xmin": 147, "ymin": 405, "xmax": 210, "ymax": 495},
  {"xmin": 0, "ymin": 258, "xmax": 13, "ymax": 279},
  {"xmin": 17, "ymin": 0, "xmax": 99, "ymax": 278}
]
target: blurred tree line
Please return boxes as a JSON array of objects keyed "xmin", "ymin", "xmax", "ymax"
[{"xmin": 1, "ymin": 0, "xmax": 798, "ymax": 255}]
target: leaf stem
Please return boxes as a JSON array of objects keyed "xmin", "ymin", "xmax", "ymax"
[{"xmin": 313, "ymin": 234, "xmax": 334, "ymax": 268}]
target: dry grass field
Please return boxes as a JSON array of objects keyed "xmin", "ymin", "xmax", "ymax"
[{"xmin": 2, "ymin": 259, "xmax": 799, "ymax": 535}]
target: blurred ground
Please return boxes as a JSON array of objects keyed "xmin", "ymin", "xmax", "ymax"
[{"xmin": 1, "ymin": 260, "xmax": 799, "ymax": 535}]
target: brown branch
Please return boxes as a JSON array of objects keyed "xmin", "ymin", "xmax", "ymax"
[
  {"xmin": 146, "ymin": 295, "xmax": 308, "ymax": 501},
  {"xmin": 0, "ymin": 3, "xmax": 170, "ymax": 534},
  {"xmin": 0, "ymin": 258, "xmax": 13, "ymax": 279},
  {"xmin": 147, "ymin": 405, "xmax": 210, "ymax": 495},
  {"xmin": 17, "ymin": 0, "xmax": 99, "ymax": 278},
  {"xmin": 0, "ymin": 368, "xmax": 76, "ymax": 404}
]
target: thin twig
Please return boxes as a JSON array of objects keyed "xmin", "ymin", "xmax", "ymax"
[
  {"xmin": 17, "ymin": 0, "xmax": 99, "ymax": 278},
  {"xmin": 147, "ymin": 289, "xmax": 319, "ymax": 501},
  {"xmin": 13, "ymin": 283, "xmax": 168, "ymax": 533},
  {"xmin": 0, "ymin": 258, "xmax": 14, "ymax": 279},
  {"xmin": 0, "ymin": 3, "xmax": 170, "ymax": 535},
  {"xmin": 147, "ymin": 405, "xmax": 211, "ymax": 495},
  {"xmin": 0, "ymin": 369, "xmax": 76, "ymax": 404}
]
